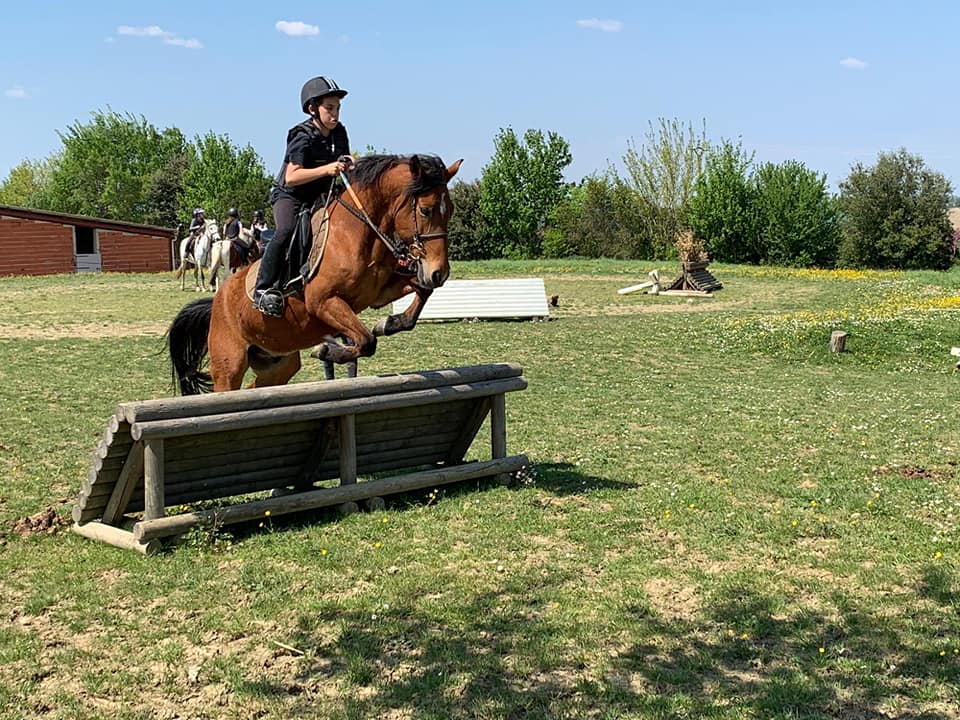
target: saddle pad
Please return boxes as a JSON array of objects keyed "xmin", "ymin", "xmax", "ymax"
[{"xmin": 245, "ymin": 209, "xmax": 331, "ymax": 302}]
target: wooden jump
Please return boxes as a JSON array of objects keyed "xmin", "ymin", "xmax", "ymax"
[{"xmin": 72, "ymin": 363, "xmax": 529, "ymax": 554}]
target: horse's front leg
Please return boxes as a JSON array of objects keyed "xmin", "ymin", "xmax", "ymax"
[
  {"xmin": 308, "ymin": 297, "xmax": 377, "ymax": 366},
  {"xmin": 373, "ymin": 287, "xmax": 433, "ymax": 337}
]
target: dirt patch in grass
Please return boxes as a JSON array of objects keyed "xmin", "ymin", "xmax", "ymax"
[
  {"xmin": 0, "ymin": 321, "xmax": 167, "ymax": 339},
  {"xmin": 644, "ymin": 577, "xmax": 701, "ymax": 620},
  {"xmin": 12, "ymin": 507, "xmax": 68, "ymax": 537}
]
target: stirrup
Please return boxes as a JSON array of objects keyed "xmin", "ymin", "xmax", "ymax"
[{"xmin": 253, "ymin": 289, "xmax": 284, "ymax": 317}]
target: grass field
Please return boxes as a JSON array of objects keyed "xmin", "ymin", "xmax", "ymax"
[{"xmin": 1, "ymin": 260, "xmax": 959, "ymax": 719}]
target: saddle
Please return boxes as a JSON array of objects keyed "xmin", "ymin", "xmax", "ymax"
[{"xmin": 245, "ymin": 207, "xmax": 332, "ymax": 303}]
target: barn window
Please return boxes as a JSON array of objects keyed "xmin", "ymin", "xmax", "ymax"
[{"xmin": 75, "ymin": 226, "xmax": 97, "ymax": 254}]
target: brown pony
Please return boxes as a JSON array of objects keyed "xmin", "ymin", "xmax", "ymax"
[{"xmin": 168, "ymin": 154, "xmax": 462, "ymax": 393}]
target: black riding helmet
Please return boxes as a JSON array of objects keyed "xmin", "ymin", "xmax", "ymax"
[
  {"xmin": 301, "ymin": 76, "xmax": 348, "ymax": 113},
  {"xmin": 253, "ymin": 209, "xmax": 264, "ymax": 220},
  {"xmin": 227, "ymin": 208, "xmax": 239, "ymax": 218}
]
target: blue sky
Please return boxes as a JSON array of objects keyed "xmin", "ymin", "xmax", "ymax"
[{"xmin": 2, "ymin": 0, "xmax": 957, "ymax": 193}]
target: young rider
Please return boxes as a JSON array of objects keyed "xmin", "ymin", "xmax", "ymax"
[
  {"xmin": 253, "ymin": 76, "xmax": 355, "ymax": 317},
  {"xmin": 250, "ymin": 209, "xmax": 269, "ymax": 252},
  {"xmin": 224, "ymin": 208, "xmax": 247, "ymax": 264},
  {"xmin": 186, "ymin": 207, "xmax": 205, "ymax": 256}
]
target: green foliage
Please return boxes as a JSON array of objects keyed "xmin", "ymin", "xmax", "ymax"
[
  {"xmin": 838, "ymin": 148, "xmax": 954, "ymax": 269},
  {"xmin": 447, "ymin": 180, "xmax": 492, "ymax": 260},
  {"xmin": 752, "ymin": 160, "xmax": 840, "ymax": 267},
  {"xmin": 0, "ymin": 158, "xmax": 56, "ymax": 208},
  {"xmin": 479, "ymin": 128, "xmax": 572, "ymax": 258},
  {"xmin": 622, "ymin": 118, "xmax": 709, "ymax": 258},
  {"xmin": 180, "ymin": 132, "xmax": 273, "ymax": 227},
  {"xmin": 45, "ymin": 109, "xmax": 190, "ymax": 224},
  {"xmin": 544, "ymin": 173, "xmax": 650, "ymax": 258},
  {"xmin": 686, "ymin": 139, "xmax": 758, "ymax": 263}
]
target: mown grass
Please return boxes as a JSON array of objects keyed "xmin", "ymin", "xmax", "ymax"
[{"xmin": 0, "ymin": 260, "xmax": 958, "ymax": 719}]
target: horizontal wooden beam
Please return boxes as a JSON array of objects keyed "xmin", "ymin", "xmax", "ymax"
[
  {"xmin": 131, "ymin": 378, "xmax": 526, "ymax": 441},
  {"xmin": 72, "ymin": 522, "xmax": 159, "ymax": 555},
  {"xmin": 133, "ymin": 454, "xmax": 529, "ymax": 542},
  {"xmin": 119, "ymin": 363, "xmax": 523, "ymax": 424}
]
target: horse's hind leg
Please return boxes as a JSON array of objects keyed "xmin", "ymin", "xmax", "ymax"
[{"xmin": 248, "ymin": 350, "xmax": 301, "ymax": 388}]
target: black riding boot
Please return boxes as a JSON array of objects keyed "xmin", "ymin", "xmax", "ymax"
[{"xmin": 253, "ymin": 239, "xmax": 285, "ymax": 317}]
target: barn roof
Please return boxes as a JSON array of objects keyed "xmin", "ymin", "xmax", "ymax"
[{"xmin": 0, "ymin": 204, "xmax": 176, "ymax": 238}]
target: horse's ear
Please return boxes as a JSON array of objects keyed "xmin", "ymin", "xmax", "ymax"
[
  {"xmin": 445, "ymin": 159, "xmax": 464, "ymax": 181},
  {"xmin": 409, "ymin": 154, "xmax": 422, "ymax": 178}
]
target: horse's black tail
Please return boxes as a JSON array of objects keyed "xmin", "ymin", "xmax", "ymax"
[{"xmin": 167, "ymin": 297, "xmax": 214, "ymax": 395}]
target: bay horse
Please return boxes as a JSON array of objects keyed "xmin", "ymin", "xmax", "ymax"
[
  {"xmin": 168, "ymin": 154, "xmax": 462, "ymax": 393},
  {"xmin": 174, "ymin": 219, "xmax": 220, "ymax": 292},
  {"xmin": 207, "ymin": 227, "xmax": 262, "ymax": 292}
]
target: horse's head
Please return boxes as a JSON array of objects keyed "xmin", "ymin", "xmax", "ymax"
[
  {"xmin": 400, "ymin": 155, "xmax": 462, "ymax": 289},
  {"xmin": 205, "ymin": 219, "xmax": 221, "ymax": 242},
  {"xmin": 351, "ymin": 154, "xmax": 463, "ymax": 290}
]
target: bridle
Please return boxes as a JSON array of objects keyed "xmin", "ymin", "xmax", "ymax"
[{"xmin": 335, "ymin": 171, "xmax": 448, "ymax": 275}]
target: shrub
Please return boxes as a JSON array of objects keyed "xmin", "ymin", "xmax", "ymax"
[
  {"xmin": 686, "ymin": 140, "xmax": 758, "ymax": 263},
  {"xmin": 838, "ymin": 149, "xmax": 954, "ymax": 270},
  {"xmin": 752, "ymin": 160, "xmax": 839, "ymax": 267}
]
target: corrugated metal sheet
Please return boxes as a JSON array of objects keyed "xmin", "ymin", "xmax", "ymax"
[{"xmin": 392, "ymin": 278, "xmax": 549, "ymax": 320}]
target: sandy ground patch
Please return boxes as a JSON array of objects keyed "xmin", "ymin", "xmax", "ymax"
[{"xmin": 0, "ymin": 322, "xmax": 168, "ymax": 339}]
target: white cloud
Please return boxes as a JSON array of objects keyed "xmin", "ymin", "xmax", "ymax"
[
  {"xmin": 5, "ymin": 85, "xmax": 27, "ymax": 99},
  {"xmin": 576, "ymin": 18, "xmax": 623, "ymax": 32},
  {"xmin": 276, "ymin": 20, "xmax": 320, "ymax": 37},
  {"xmin": 840, "ymin": 57, "xmax": 868, "ymax": 70},
  {"xmin": 117, "ymin": 25, "xmax": 166, "ymax": 37},
  {"xmin": 115, "ymin": 25, "xmax": 202, "ymax": 49},
  {"xmin": 164, "ymin": 36, "xmax": 203, "ymax": 49}
]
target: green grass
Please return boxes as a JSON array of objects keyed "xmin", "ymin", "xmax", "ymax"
[{"xmin": 1, "ymin": 261, "xmax": 959, "ymax": 718}]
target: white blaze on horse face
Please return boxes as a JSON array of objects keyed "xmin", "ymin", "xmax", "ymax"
[{"xmin": 440, "ymin": 194, "xmax": 447, "ymax": 218}]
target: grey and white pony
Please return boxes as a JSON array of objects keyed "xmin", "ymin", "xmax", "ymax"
[
  {"xmin": 175, "ymin": 219, "xmax": 220, "ymax": 291},
  {"xmin": 207, "ymin": 226, "xmax": 258, "ymax": 291}
]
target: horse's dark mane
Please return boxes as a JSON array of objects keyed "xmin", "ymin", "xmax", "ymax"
[{"xmin": 349, "ymin": 154, "xmax": 447, "ymax": 196}]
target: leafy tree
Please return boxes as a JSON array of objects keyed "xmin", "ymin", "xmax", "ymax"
[
  {"xmin": 479, "ymin": 128, "xmax": 572, "ymax": 258},
  {"xmin": 752, "ymin": 160, "xmax": 839, "ymax": 267},
  {"xmin": 622, "ymin": 118, "xmax": 709, "ymax": 258},
  {"xmin": 0, "ymin": 158, "xmax": 57, "ymax": 207},
  {"xmin": 545, "ymin": 173, "xmax": 651, "ymax": 259},
  {"xmin": 45, "ymin": 110, "xmax": 189, "ymax": 223},
  {"xmin": 686, "ymin": 139, "xmax": 758, "ymax": 263},
  {"xmin": 448, "ymin": 180, "xmax": 492, "ymax": 260},
  {"xmin": 180, "ymin": 132, "xmax": 273, "ymax": 227},
  {"xmin": 838, "ymin": 149, "xmax": 954, "ymax": 269}
]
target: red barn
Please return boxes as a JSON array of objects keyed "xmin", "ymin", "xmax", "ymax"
[{"xmin": 0, "ymin": 204, "xmax": 177, "ymax": 277}]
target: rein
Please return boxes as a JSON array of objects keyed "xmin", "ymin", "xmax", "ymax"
[{"xmin": 336, "ymin": 171, "xmax": 447, "ymax": 275}]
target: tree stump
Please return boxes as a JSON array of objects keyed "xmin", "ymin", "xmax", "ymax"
[{"xmin": 830, "ymin": 330, "xmax": 848, "ymax": 353}]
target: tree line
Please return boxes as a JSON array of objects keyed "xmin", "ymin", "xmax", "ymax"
[
  {"xmin": 451, "ymin": 120, "xmax": 956, "ymax": 270},
  {"xmin": 0, "ymin": 110, "xmax": 272, "ymax": 231},
  {"xmin": 1, "ymin": 111, "xmax": 956, "ymax": 269}
]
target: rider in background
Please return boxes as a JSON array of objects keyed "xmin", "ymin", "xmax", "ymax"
[
  {"xmin": 224, "ymin": 208, "xmax": 247, "ymax": 264},
  {"xmin": 253, "ymin": 75, "xmax": 355, "ymax": 317},
  {"xmin": 250, "ymin": 209, "xmax": 269, "ymax": 252},
  {"xmin": 187, "ymin": 208, "xmax": 205, "ymax": 255}
]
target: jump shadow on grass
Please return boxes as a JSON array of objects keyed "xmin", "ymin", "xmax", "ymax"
[{"xmin": 179, "ymin": 460, "xmax": 635, "ymax": 551}]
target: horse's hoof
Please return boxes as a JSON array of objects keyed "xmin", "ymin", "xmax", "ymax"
[{"xmin": 309, "ymin": 344, "xmax": 329, "ymax": 361}]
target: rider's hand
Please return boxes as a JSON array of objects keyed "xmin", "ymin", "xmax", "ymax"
[{"xmin": 328, "ymin": 156, "xmax": 354, "ymax": 176}]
